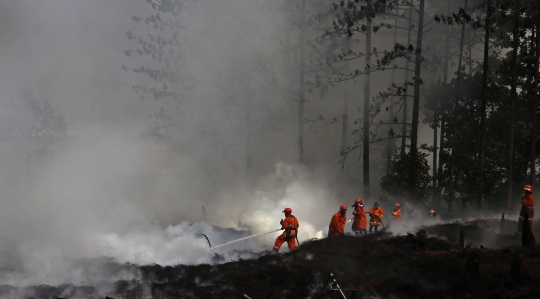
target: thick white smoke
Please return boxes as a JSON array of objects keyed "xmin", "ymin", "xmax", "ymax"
[
  {"xmin": 0, "ymin": 124, "xmax": 352, "ymax": 286},
  {"xmin": 0, "ymin": 0, "xmax": 474, "ymax": 290}
]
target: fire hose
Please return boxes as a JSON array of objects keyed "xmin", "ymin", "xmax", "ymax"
[
  {"xmin": 330, "ymin": 273, "xmax": 347, "ymax": 299},
  {"xmin": 209, "ymin": 228, "xmax": 282, "ymax": 250}
]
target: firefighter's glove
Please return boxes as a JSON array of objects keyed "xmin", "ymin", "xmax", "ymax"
[{"xmin": 280, "ymin": 219, "xmax": 283, "ymax": 225}]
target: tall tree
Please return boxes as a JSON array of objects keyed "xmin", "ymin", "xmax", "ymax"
[
  {"xmin": 387, "ymin": 0, "xmax": 400, "ymax": 173},
  {"xmin": 507, "ymin": 0, "xmax": 519, "ymax": 208},
  {"xmin": 341, "ymin": 35, "xmax": 351, "ymax": 156},
  {"xmin": 449, "ymin": 0, "xmax": 468, "ymax": 211},
  {"xmin": 532, "ymin": 3, "xmax": 540, "ymax": 190},
  {"xmin": 432, "ymin": 118, "xmax": 438, "ymax": 205},
  {"xmin": 298, "ymin": 0, "xmax": 307, "ymax": 164},
  {"xmin": 408, "ymin": 0, "xmax": 426, "ymax": 199},
  {"xmin": 363, "ymin": 0, "xmax": 373, "ymax": 199},
  {"xmin": 438, "ymin": 2, "xmax": 453, "ymax": 208},
  {"xmin": 477, "ymin": 0, "xmax": 492, "ymax": 212},
  {"xmin": 245, "ymin": 76, "xmax": 252, "ymax": 174},
  {"xmin": 401, "ymin": 1, "xmax": 413, "ymax": 157}
]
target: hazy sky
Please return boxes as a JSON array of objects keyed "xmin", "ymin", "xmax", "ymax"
[{"xmin": 0, "ymin": 0, "xmax": 152, "ymax": 132}]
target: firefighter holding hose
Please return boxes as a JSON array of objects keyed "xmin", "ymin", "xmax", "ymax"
[
  {"xmin": 328, "ymin": 204, "xmax": 348, "ymax": 236},
  {"xmin": 271, "ymin": 207, "xmax": 299, "ymax": 253}
]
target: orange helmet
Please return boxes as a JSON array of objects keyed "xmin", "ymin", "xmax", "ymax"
[
  {"xmin": 430, "ymin": 209, "xmax": 436, "ymax": 214},
  {"xmin": 524, "ymin": 184, "xmax": 533, "ymax": 193},
  {"xmin": 340, "ymin": 204, "xmax": 348, "ymax": 210},
  {"xmin": 283, "ymin": 207, "xmax": 292, "ymax": 214},
  {"xmin": 355, "ymin": 198, "xmax": 363, "ymax": 204},
  {"xmin": 395, "ymin": 202, "xmax": 401, "ymax": 208}
]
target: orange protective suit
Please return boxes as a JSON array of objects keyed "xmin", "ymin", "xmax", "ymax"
[
  {"xmin": 369, "ymin": 206, "xmax": 384, "ymax": 226},
  {"xmin": 518, "ymin": 193, "xmax": 535, "ymax": 233},
  {"xmin": 272, "ymin": 214, "xmax": 299, "ymax": 252},
  {"xmin": 391, "ymin": 208, "xmax": 402, "ymax": 221},
  {"xmin": 352, "ymin": 205, "xmax": 367, "ymax": 231},
  {"xmin": 328, "ymin": 211, "xmax": 347, "ymax": 236}
]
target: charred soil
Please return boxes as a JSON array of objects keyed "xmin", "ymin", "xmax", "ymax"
[{"xmin": 3, "ymin": 222, "xmax": 540, "ymax": 299}]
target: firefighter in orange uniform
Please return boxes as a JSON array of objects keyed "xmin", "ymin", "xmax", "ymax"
[
  {"xmin": 272, "ymin": 207, "xmax": 299, "ymax": 252},
  {"xmin": 328, "ymin": 204, "xmax": 348, "ymax": 236},
  {"xmin": 391, "ymin": 202, "xmax": 402, "ymax": 221},
  {"xmin": 430, "ymin": 209, "xmax": 440, "ymax": 221},
  {"xmin": 517, "ymin": 184, "xmax": 535, "ymax": 234},
  {"xmin": 369, "ymin": 202, "xmax": 384, "ymax": 233},
  {"xmin": 351, "ymin": 198, "xmax": 367, "ymax": 236}
]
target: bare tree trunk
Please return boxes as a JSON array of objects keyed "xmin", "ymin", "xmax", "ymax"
[
  {"xmin": 401, "ymin": 2, "xmax": 413, "ymax": 157},
  {"xmin": 477, "ymin": 0, "xmax": 491, "ymax": 213},
  {"xmin": 507, "ymin": 0, "xmax": 519, "ymax": 208},
  {"xmin": 438, "ymin": 3, "xmax": 451, "ymax": 208},
  {"xmin": 468, "ymin": 27, "xmax": 473, "ymax": 76},
  {"xmin": 297, "ymin": 0, "xmax": 306, "ymax": 164},
  {"xmin": 341, "ymin": 37, "xmax": 350, "ymax": 155},
  {"xmin": 439, "ymin": 118, "xmax": 445, "ymax": 200},
  {"xmin": 387, "ymin": 0, "xmax": 399, "ymax": 173},
  {"xmin": 246, "ymin": 78, "xmax": 252, "ymax": 174},
  {"xmin": 443, "ymin": 24, "xmax": 451, "ymax": 83},
  {"xmin": 433, "ymin": 120, "xmax": 438, "ymax": 204},
  {"xmin": 449, "ymin": 0, "xmax": 468, "ymax": 212},
  {"xmin": 531, "ymin": 5, "xmax": 539, "ymax": 190},
  {"xmin": 408, "ymin": 0, "xmax": 425, "ymax": 199},
  {"xmin": 363, "ymin": 0, "xmax": 372, "ymax": 199}
]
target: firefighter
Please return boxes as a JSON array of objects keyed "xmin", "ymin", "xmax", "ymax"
[
  {"xmin": 369, "ymin": 202, "xmax": 384, "ymax": 233},
  {"xmin": 430, "ymin": 209, "xmax": 440, "ymax": 221},
  {"xmin": 517, "ymin": 184, "xmax": 535, "ymax": 234},
  {"xmin": 271, "ymin": 207, "xmax": 299, "ymax": 252},
  {"xmin": 351, "ymin": 198, "xmax": 367, "ymax": 236},
  {"xmin": 391, "ymin": 202, "xmax": 402, "ymax": 221},
  {"xmin": 328, "ymin": 204, "xmax": 348, "ymax": 236}
]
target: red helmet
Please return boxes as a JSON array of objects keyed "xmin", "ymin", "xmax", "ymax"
[
  {"xmin": 430, "ymin": 209, "xmax": 436, "ymax": 214},
  {"xmin": 355, "ymin": 198, "xmax": 363, "ymax": 204},
  {"xmin": 283, "ymin": 207, "xmax": 292, "ymax": 214},
  {"xmin": 395, "ymin": 202, "xmax": 401, "ymax": 208},
  {"xmin": 524, "ymin": 184, "xmax": 533, "ymax": 193},
  {"xmin": 340, "ymin": 204, "xmax": 348, "ymax": 210}
]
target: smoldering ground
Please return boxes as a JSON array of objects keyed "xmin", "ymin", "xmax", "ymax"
[{"xmin": 4, "ymin": 222, "xmax": 539, "ymax": 299}]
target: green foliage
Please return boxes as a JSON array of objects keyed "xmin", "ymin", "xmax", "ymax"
[
  {"xmin": 381, "ymin": 151, "xmax": 433, "ymax": 202},
  {"xmin": 123, "ymin": 1, "xmax": 198, "ymax": 102},
  {"xmin": 0, "ymin": 87, "xmax": 67, "ymax": 165}
]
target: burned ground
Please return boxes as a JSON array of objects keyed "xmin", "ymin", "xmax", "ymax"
[{"xmin": 2, "ymin": 221, "xmax": 540, "ymax": 299}]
